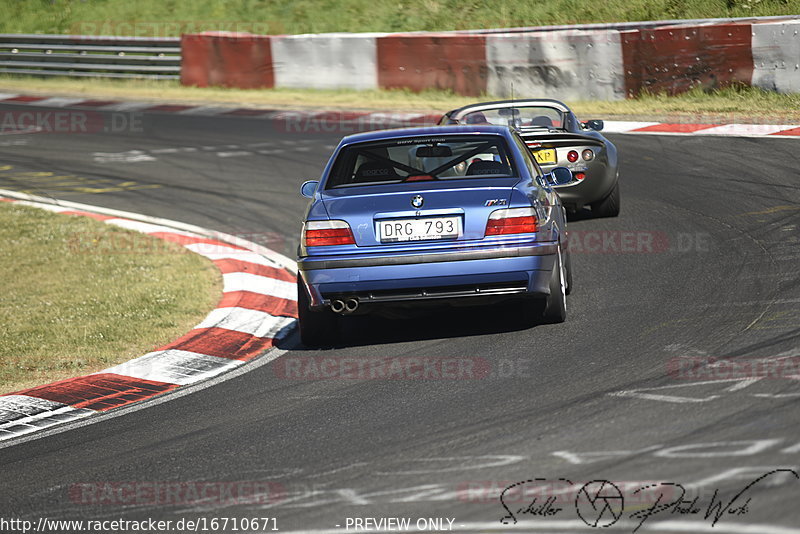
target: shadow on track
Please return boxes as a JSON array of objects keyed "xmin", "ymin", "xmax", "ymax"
[{"xmin": 277, "ymin": 301, "xmax": 546, "ymax": 350}]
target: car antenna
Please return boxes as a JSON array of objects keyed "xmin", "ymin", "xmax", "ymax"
[{"xmin": 509, "ymin": 81, "xmax": 517, "ymax": 128}]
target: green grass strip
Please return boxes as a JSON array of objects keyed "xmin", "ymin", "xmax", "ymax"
[
  {"xmin": 3, "ymin": 0, "xmax": 800, "ymax": 35},
  {"xmin": 0, "ymin": 202, "xmax": 221, "ymax": 394}
]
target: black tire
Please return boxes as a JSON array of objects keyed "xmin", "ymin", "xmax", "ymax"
[
  {"xmin": 542, "ymin": 244, "xmax": 567, "ymax": 324},
  {"xmin": 591, "ymin": 180, "xmax": 620, "ymax": 218},
  {"xmin": 521, "ymin": 243, "xmax": 568, "ymax": 325},
  {"xmin": 297, "ymin": 277, "xmax": 338, "ymax": 347},
  {"xmin": 563, "ymin": 241, "xmax": 573, "ymax": 295}
]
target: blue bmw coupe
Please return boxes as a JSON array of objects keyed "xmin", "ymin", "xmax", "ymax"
[{"xmin": 296, "ymin": 125, "xmax": 572, "ymax": 346}]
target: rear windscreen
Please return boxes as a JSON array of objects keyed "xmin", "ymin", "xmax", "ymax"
[{"xmin": 326, "ymin": 135, "xmax": 517, "ymax": 189}]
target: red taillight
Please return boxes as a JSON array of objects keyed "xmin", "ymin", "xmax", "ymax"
[
  {"xmin": 575, "ymin": 172, "xmax": 586, "ymax": 181},
  {"xmin": 567, "ymin": 150, "xmax": 579, "ymax": 163},
  {"xmin": 486, "ymin": 208, "xmax": 538, "ymax": 236},
  {"xmin": 303, "ymin": 220, "xmax": 355, "ymax": 247}
]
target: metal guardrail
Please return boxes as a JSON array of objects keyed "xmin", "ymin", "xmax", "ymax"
[{"xmin": 0, "ymin": 34, "xmax": 181, "ymax": 80}]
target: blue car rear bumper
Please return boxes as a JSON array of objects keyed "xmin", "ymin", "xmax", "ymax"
[{"xmin": 298, "ymin": 241, "xmax": 558, "ymax": 308}]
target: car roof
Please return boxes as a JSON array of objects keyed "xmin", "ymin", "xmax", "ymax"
[{"xmin": 338, "ymin": 124, "xmax": 514, "ymax": 146}]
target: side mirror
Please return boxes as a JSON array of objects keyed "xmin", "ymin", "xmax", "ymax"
[
  {"xmin": 546, "ymin": 167, "xmax": 573, "ymax": 186},
  {"xmin": 584, "ymin": 119, "xmax": 604, "ymax": 131},
  {"xmin": 300, "ymin": 180, "xmax": 319, "ymax": 198}
]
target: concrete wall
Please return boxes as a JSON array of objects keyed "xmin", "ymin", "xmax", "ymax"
[
  {"xmin": 271, "ymin": 33, "xmax": 382, "ymax": 90},
  {"xmin": 487, "ymin": 30, "xmax": 625, "ymax": 100},
  {"xmin": 752, "ymin": 20, "xmax": 800, "ymax": 94}
]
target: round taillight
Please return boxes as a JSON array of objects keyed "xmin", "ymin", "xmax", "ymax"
[
  {"xmin": 567, "ymin": 150, "xmax": 579, "ymax": 163},
  {"xmin": 575, "ymin": 172, "xmax": 586, "ymax": 181},
  {"xmin": 582, "ymin": 149, "xmax": 594, "ymax": 161}
]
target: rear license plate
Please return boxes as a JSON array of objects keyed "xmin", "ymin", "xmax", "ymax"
[
  {"xmin": 533, "ymin": 148, "xmax": 556, "ymax": 165},
  {"xmin": 378, "ymin": 216, "xmax": 461, "ymax": 242}
]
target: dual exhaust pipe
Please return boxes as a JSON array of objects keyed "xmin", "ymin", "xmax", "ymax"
[{"xmin": 330, "ymin": 297, "xmax": 359, "ymax": 315}]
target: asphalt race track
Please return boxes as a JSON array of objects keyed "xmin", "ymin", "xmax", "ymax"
[{"xmin": 1, "ymin": 103, "xmax": 799, "ymax": 533}]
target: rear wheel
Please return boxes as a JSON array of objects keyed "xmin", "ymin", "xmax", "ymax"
[
  {"xmin": 542, "ymin": 244, "xmax": 568, "ymax": 324},
  {"xmin": 297, "ymin": 277, "xmax": 339, "ymax": 347},
  {"xmin": 591, "ymin": 180, "xmax": 620, "ymax": 218},
  {"xmin": 521, "ymin": 243, "xmax": 568, "ymax": 325},
  {"xmin": 563, "ymin": 242, "xmax": 573, "ymax": 295}
]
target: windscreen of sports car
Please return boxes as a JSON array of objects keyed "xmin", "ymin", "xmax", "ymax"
[
  {"xmin": 462, "ymin": 106, "xmax": 565, "ymax": 129},
  {"xmin": 326, "ymin": 135, "xmax": 516, "ymax": 188}
]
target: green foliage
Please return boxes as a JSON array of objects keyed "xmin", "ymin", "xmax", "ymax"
[{"xmin": 1, "ymin": 0, "xmax": 799, "ymax": 35}]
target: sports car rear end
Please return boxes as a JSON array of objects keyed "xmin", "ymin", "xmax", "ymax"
[{"xmin": 295, "ymin": 125, "xmax": 570, "ymax": 346}]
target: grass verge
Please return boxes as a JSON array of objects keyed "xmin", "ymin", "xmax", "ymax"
[
  {"xmin": 0, "ymin": 202, "xmax": 221, "ymax": 395},
  {"xmin": 2, "ymin": 0, "xmax": 799, "ymax": 35},
  {"xmin": 2, "ymin": 76, "xmax": 800, "ymax": 123}
]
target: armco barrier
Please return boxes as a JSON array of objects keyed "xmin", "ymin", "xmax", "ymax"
[
  {"xmin": 0, "ymin": 34, "xmax": 180, "ymax": 80},
  {"xmin": 486, "ymin": 30, "xmax": 625, "ymax": 101},
  {"xmin": 621, "ymin": 23, "xmax": 753, "ymax": 96},
  {"xmin": 376, "ymin": 34, "xmax": 487, "ymax": 96},
  {"xmin": 272, "ymin": 33, "xmax": 382, "ymax": 90},
  {"xmin": 181, "ymin": 32, "xmax": 274, "ymax": 88},
  {"xmin": 752, "ymin": 20, "xmax": 800, "ymax": 94}
]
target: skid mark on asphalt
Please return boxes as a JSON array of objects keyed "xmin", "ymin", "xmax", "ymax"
[
  {"xmin": 0, "ymin": 165, "xmax": 161, "ymax": 195},
  {"xmin": 609, "ymin": 347, "xmax": 800, "ymax": 403},
  {"xmin": 216, "ymin": 151, "xmax": 253, "ymax": 158},
  {"xmin": 639, "ymin": 301, "xmax": 800, "ymax": 339},
  {"xmin": 741, "ymin": 205, "xmax": 800, "ymax": 217},
  {"xmin": 0, "ymin": 138, "xmax": 28, "ymax": 146},
  {"xmin": 92, "ymin": 150, "xmax": 155, "ymax": 163}
]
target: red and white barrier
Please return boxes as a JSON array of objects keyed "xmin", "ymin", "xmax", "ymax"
[{"xmin": 180, "ymin": 17, "xmax": 800, "ymax": 100}]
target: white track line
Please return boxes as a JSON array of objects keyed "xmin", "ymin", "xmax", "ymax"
[
  {"xmin": 102, "ymin": 349, "xmax": 245, "ymax": 385},
  {"xmin": 196, "ymin": 307, "xmax": 295, "ymax": 337}
]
